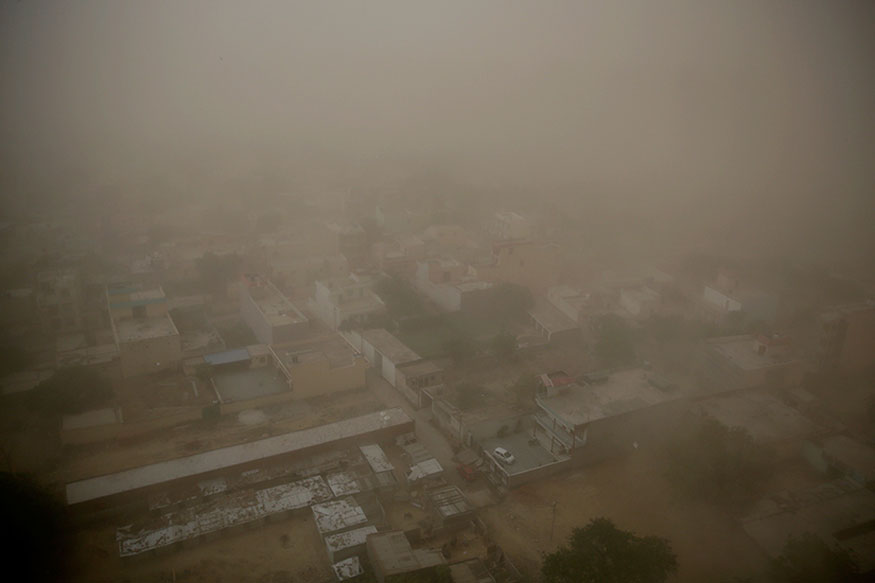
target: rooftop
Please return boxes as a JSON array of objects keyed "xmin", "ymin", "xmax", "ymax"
[
  {"xmin": 360, "ymin": 444, "xmax": 394, "ymax": 474},
  {"xmin": 114, "ymin": 314, "xmax": 179, "ymax": 343},
  {"xmin": 65, "ymin": 408, "xmax": 413, "ymax": 505},
  {"xmin": 274, "ymin": 336, "xmax": 357, "ymax": 369},
  {"xmin": 326, "ymin": 527, "xmax": 379, "ymax": 552},
  {"xmin": 244, "ymin": 276, "xmax": 308, "ymax": 326},
  {"xmin": 332, "ymin": 556, "xmax": 365, "ymax": 581},
  {"xmin": 398, "ymin": 360, "xmax": 442, "ymax": 378},
  {"xmin": 312, "ymin": 497, "xmax": 368, "ymax": 534},
  {"xmin": 706, "ymin": 335, "xmax": 799, "ymax": 370},
  {"xmin": 480, "ymin": 430, "xmax": 561, "ymax": 475},
  {"xmin": 362, "ymin": 329, "xmax": 421, "ymax": 365},
  {"xmin": 529, "ymin": 298, "xmax": 578, "ymax": 333},
  {"xmin": 694, "ymin": 390, "xmax": 819, "ymax": 444},
  {"xmin": 426, "ymin": 485, "xmax": 473, "ymax": 520},
  {"xmin": 367, "ymin": 531, "xmax": 445, "ymax": 576},
  {"xmin": 536, "ymin": 369, "xmax": 683, "ymax": 429}
]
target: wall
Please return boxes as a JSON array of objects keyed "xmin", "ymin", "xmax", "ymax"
[
  {"xmin": 240, "ymin": 288, "xmax": 274, "ymax": 344},
  {"xmin": 703, "ymin": 286, "xmax": 742, "ymax": 313},
  {"xmin": 286, "ymin": 355, "xmax": 368, "ymax": 400}
]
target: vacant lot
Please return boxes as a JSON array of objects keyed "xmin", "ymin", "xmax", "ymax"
[{"xmin": 480, "ymin": 446, "xmax": 777, "ymax": 582}]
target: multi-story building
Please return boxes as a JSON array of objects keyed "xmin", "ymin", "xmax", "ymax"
[
  {"xmin": 239, "ymin": 274, "xmax": 310, "ymax": 345},
  {"xmin": 817, "ymin": 301, "xmax": 875, "ymax": 374},
  {"xmin": 413, "ymin": 259, "xmax": 494, "ymax": 313},
  {"xmin": 312, "ymin": 274, "xmax": 386, "ymax": 330},
  {"xmin": 107, "ymin": 284, "xmax": 182, "ymax": 378}
]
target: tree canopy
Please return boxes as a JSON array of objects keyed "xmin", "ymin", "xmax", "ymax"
[
  {"xmin": 27, "ymin": 366, "xmax": 114, "ymax": 416},
  {"xmin": 486, "ymin": 283, "xmax": 534, "ymax": 324},
  {"xmin": 593, "ymin": 314, "xmax": 636, "ymax": 367},
  {"xmin": 491, "ymin": 330, "xmax": 518, "ymax": 360},
  {"xmin": 769, "ymin": 533, "xmax": 859, "ymax": 583},
  {"xmin": 541, "ymin": 517, "xmax": 677, "ymax": 583},
  {"xmin": 196, "ymin": 252, "xmax": 241, "ymax": 292},
  {"xmin": 666, "ymin": 417, "xmax": 774, "ymax": 508},
  {"xmin": 376, "ymin": 276, "xmax": 426, "ymax": 319}
]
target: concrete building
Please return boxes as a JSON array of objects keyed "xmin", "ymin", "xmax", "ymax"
[
  {"xmin": 366, "ymin": 531, "xmax": 446, "ymax": 583},
  {"xmin": 486, "ymin": 210, "xmax": 533, "ymax": 241},
  {"xmin": 36, "ymin": 269, "xmax": 82, "ymax": 332},
  {"xmin": 360, "ymin": 329, "xmax": 444, "ymax": 408},
  {"xmin": 534, "ymin": 369, "xmax": 687, "ymax": 464},
  {"xmin": 312, "ymin": 274, "xmax": 386, "ymax": 330},
  {"xmin": 271, "ymin": 336, "xmax": 368, "ymax": 400},
  {"xmin": 239, "ymin": 273, "xmax": 310, "ymax": 344},
  {"xmin": 473, "ymin": 239, "xmax": 561, "ymax": 295},
  {"xmin": 701, "ymin": 272, "xmax": 779, "ymax": 325},
  {"xmin": 414, "ymin": 259, "xmax": 495, "ymax": 313},
  {"xmin": 817, "ymin": 301, "xmax": 875, "ymax": 374},
  {"xmin": 698, "ymin": 334, "xmax": 805, "ymax": 394},
  {"xmin": 619, "ymin": 287, "xmax": 662, "ymax": 319},
  {"xmin": 693, "ymin": 390, "xmax": 821, "ymax": 456},
  {"xmin": 107, "ymin": 284, "xmax": 182, "ymax": 378},
  {"xmin": 528, "ymin": 298, "xmax": 579, "ymax": 343},
  {"xmin": 546, "ymin": 285, "xmax": 592, "ymax": 324}
]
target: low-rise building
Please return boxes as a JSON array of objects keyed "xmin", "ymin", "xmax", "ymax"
[
  {"xmin": 271, "ymin": 336, "xmax": 368, "ymax": 400},
  {"xmin": 312, "ymin": 274, "xmax": 386, "ymax": 330},
  {"xmin": 414, "ymin": 259, "xmax": 494, "ymax": 313},
  {"xmin": 472, "ymin": 239, "xmax": 561, "ymax": 295},
  {"xmin": 107, "ymin": 284, "xmax": 182, "ymax": 378},
  {"xmin": 360, "ymin": 329, "xmax": 443, "ymax": 408},
  {"xmin": 240, "ymin": 273, "xmax": 310, "ymax": 344},
  {"xmin": 528, "ymin": 298, "xmax": 579, "ymax": 343},
  {"xmin": 534, "ymin": 369, "xmax": 687, "ymax": 464},
  {"xmin": 366, "ymin": 531, "xmax": 446, "ymax": 583},
  {"xmin": 698, "ymin": 334, "xmax": 805, "ymax": 394},
  {"xmin": 486, "ymin": 210, "xmax": 533, "ymax": 241}
]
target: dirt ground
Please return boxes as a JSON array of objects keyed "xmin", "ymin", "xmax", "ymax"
[
  {"xmin": 69, "ymin": 512, "xmax": 331, "ymax": 583},
  {"xmin": 479, "ymin": 446, "xmax": 782, "ymax": 582}
]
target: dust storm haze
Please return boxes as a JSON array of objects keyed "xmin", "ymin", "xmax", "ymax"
[{"xmin": 1, "ymin": 2, "xmax": 874, "ymax": 583}]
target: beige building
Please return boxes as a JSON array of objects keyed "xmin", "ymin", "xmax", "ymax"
[
  {"xmin": 107, "ymin": 284, "xmax": 182, "ymax": 378},
  {"xmin": 312, "ymin": 274, "xmax": 386, "ymax": 330},
  {"xmin": 239, "ymin": 273, "xmax": 310, "ymax": 344},
  {"xmin": 699, "ymin": 334, "xmax": 805, "ymax": 394},
  {"xmin": 271, "ymin": 336, "xmax": 368, "ymax": 400},
  {"xmin": 473, "ymin": 239, "xmax": 561, "ymax": 295}
]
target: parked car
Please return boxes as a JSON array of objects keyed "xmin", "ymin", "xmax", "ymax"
[{"xmin": 492, "ymin": 447, "xmax": 516, "ymax": 465}]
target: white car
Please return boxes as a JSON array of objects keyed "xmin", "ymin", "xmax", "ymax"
[{"xmin": 493, "ymin": 447, "xmax": 516, "ymax": 465}]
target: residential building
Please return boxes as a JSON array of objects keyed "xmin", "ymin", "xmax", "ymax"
[
  {"xmin": 817, "ymin": 301, "xmax": 875, "ymax": 374},
  {"xmin": 271, "ymin": 336, "xmax": 368, "ymax": 400},
  {"xmin": 486, "ymin": 210, "xmax": 533, "ymax": 241},
  {"xmin": 546, "ymin": 285, "xmax": 592, "ymax": 324},
  {"xmin": 107, "ymin": 284, "xmax": 182, "ymax": 378},
  {"xmin": 366, "ymin": 531, "xmax": 446, "ymax": 583},
  {"xmin": 312, "ymin": 274, "xmax": 386, "ymax": 330},
  {"xmin": 534, "ymin": 369, "xmax": 687, "ymax": 464},
  {"xmin": 359, "ymin": 329, "xmax": 443, "ymax": 408},
  {"xmin": 413, "ymin": 259, "xmax": 494, "ymax": 313},
  {"xmin": 698, "ymin": 334, "xmax": 805, "ymax": 394},
  {"xmin": 528, "ymin": 298, "xmax": 579, "ymax": 343},
  {"xmin": 619, "ymin": 286, "xmax": 662, "ymax": 319},
  {"xmin": 701, "ymin": 270, "xmax": 779, "ymax": 325},
  {"xmin": 239, "ymin": 273, "xmax": 310, "ymax": 344},
  {"xmin": 473, "ymin": 239, "xmax": 561, "ymax": 295}
]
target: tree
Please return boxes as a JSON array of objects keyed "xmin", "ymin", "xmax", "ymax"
[
  {"xmin": 196, "ymin": 252, "xmax": 241, "ymax": 293},
  {"xmin": 666, "ymin": 417, "xmax": 775, "ymax": 508},
  {"xmin": 442, "ymin": 331, "xmax": 478, "ymax": 364},
  {"xmin": 487, "ymin": 283, "xmax": 534, "ymax": 325},
  {"xmin": 769, "ymin": 533, "xmax": 859, "ymax": 583},
  {"xmin": 376, "ymin": 276, "xmax": 425, "ymax": 319},
  {"xmin": 27, "ymin": 367, "xmax": 114, "ymax": 416},
  {"xmin": 541, "ymin": 517, "xmax": 678, "ymax": 583},
  {"xmin": 594, "ymin": 315, "xmax": 636, "ymax": 367},
  {"xmin": 491, "ymin": 331, "xmax": 518, "ymax": 361}
]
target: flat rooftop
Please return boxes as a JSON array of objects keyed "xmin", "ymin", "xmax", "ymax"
[
  {"xmin": 695, "ymin": 390, "xmax": 819, "ymax": 444},
  {"xmin": 275, "ymin": 336, "xmax": 357, "ymax": 369},
  {"xmin": 115, "ymin": 314, "xmax": 179, "ymax": 343},
  {"xmin": 248, "ymin": 282, "xmax": 308, "ymax": 326},
  {"xmin": 65, "ymin": 407, "xmax": 413, "ymax": 505},
  {"xmin": 706, "ymin": 335, "xmax": 798, "ymax": 370},
  {"xmin": 312, "ymin": 496, "xmax": 368, "ymax": 535},
  {"xmin": 529, "ymin": 298, "xmax": 578, "ymax": 333},
  {"xmin": 536, "ymin": 369, "xmax": 683, "ymax": 429},
  {"xmin": 213, "ymin": 367, "xmax": 289, "ymax": 403},
  {"xmin": 481, "ymin": 431, "xmax": 560, "ymax": 475},
  {"xmin": 398, "ymin": 360, "xmax": 442, "ymax": 378},
  {"xmin": 362, "ymin": 329, "xmax": 420, "ymax": 365}
]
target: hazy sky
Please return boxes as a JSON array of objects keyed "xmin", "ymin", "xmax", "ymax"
[{"xmin": 1, "ymin": 1, "xmax": 873, "ymax": 261}]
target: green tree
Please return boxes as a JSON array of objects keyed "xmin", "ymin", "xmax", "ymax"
[
  {"xmin": 442, "ymin": 331, "xmax": 478, "ymax": 364},
  {"xmin": 666, "ymin": 417, "xmax": 775, "ymax": 508},
  {"xmin": 594, "ymin": 315, "xmax": 636, "ymax": 367},
  {"xmin": 376, "ymin": 276, "xmax": 425, "ymax": 319},
  {"xmin": 541, "ymin": 517, "xmax": 678, "ymax": 583},
  {"xmin": 487, "ymin": 283, "xmax": 534, "ymax": 324},
  {"xmin": 769, "ymin": 533, "xmax": 859, "ymax": 583}
]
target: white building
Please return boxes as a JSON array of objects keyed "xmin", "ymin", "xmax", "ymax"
[{"xmin": 312, "ymin": 274, "xmax": 386, "ymax": 330}]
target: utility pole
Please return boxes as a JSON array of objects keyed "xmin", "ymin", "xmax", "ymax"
[{"xmin": 550, "ymin": 501, "xmax": 558, "ymax": 542}]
